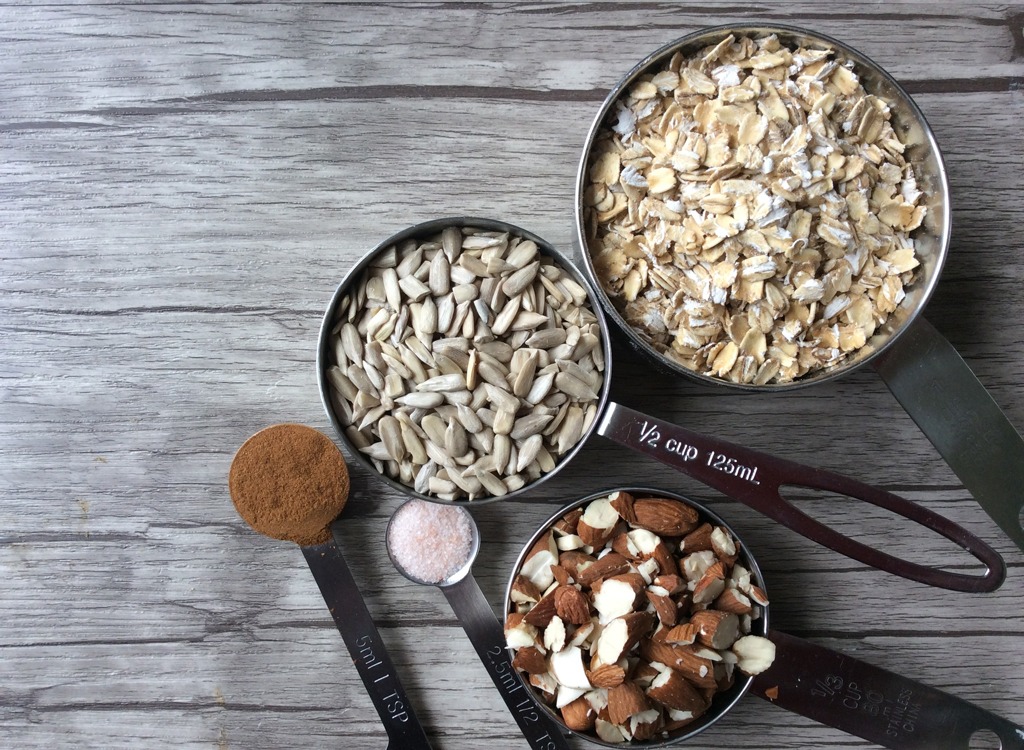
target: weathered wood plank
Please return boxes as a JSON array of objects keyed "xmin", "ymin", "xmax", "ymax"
[{"xmin": 2, "ymin": 1, "xmax": 1023, "ymax": 748}]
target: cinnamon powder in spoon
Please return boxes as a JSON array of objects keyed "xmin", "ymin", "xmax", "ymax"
[{"xmin": 229, "ymin": 424, "xmax": 350, "ymax": 546}]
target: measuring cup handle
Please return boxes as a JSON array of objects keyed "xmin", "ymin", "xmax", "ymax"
[
  {"xmin": 750, "ymin": 629, "xmax": 1024, "ymax": 749},
  {"xmin": 872, "ymin": 316, "xmax": 1024, "ymax": 554},
  {"xmin": 441, "ymin": 576, "xmax": 571, "ymax": 750},
  {"xmin": 302, "ymin": 540, "xmax": 435, "ymax": 750},
  {"xmin": 596, "ymin": 402, "xmax": 1005, "ymax": 592}
]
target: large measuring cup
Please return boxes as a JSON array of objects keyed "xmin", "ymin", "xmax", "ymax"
[
  {"xmin": 573, "ymin": 24, "xmax": 1024, "ymax": 557},
  {"xmin": 317, "ymin": 218, "xmax": 1004, "ymax": 592}
]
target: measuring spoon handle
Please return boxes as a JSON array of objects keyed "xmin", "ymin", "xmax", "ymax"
[
  {"xmin": 750, "ymin": 630, "xmax": 1024, "ymax": 749},
  {"xmin": 872, "ymin": 316, "xmax": 1024, "ymax": 554},
  {"xmin": 442, "ymin": 576, "xmax": 571, "ymax": 750},
  {"xmin": 302, "ymin": 539, "xmax": 434, "ymax": 750},
  {"xmin": 597, "ymin": 402, "xmax": 1005, "ymax": 592}
]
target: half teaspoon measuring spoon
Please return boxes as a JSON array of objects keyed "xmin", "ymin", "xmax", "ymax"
[
  {"xmin": 386, "ymin": 499, "xmax": 571, "ymax": 750},
  {"xmin": 229, "ymin": 424, "xmax": 433, "ymax": 750}
]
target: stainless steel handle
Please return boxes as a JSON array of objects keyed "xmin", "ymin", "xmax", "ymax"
[
  {"xmin": 302, "ymin": 539, "xmax": 434, "ymax": 750},
  {"xmin": 873, "ymin": 316, "xmax": 1024, "ymax": 553},
  {"xmin": 596, "ymin": 401, "xmax": 1005, "ymax": 591},
  {"xmin": 442, "ymin": 576, "xmax": 571, "ymax": 750},
  {"xmin": 751, "ymin": 629, "xmax": 1024, "ymax": 749}
]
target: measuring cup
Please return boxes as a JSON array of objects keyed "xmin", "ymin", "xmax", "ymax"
[
  {"xmin": 229, "ymin": 424, "xmax": 433, "ymax": 749},
  {"xmin": 385, "ymin": 499, "xmax": 572, "ymax": 750},
  {"xmin": 573, "ymin": 23, "xmax": 1024, "ymax": 556},
  {"xmin": 317, "ymin": 218, "xmax": 1004, "ymax": 592},
  {"xmin": 505, "ymin": 488, "xmax": 1024, "ymax": 749}
]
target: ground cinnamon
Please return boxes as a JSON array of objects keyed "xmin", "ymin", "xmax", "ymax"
[{"xmin": 229, "ymin": 423, "xmax": 350, "ymax": 546}]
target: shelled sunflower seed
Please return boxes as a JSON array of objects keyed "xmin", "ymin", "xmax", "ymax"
[{"xmin": 326, "ymin": 226, "xmax": 606, "ymax": 501}]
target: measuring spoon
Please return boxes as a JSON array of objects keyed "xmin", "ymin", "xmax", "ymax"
[
  {"xmin": 386, "ymin": 499, "xmax": 572, "ymax": 750},
  {"xmin": 230, "ymin": 424, "xmax": 433, "ymax": 750}
]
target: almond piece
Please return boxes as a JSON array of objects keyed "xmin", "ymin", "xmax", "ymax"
[
  {"xmin": 594, "ymin": 611, "xmax": 655, "ymax": 666},
  {"xmin": 732, "ymin": 635, "xmax": 776, "ymax": 676},
  {"xmin": 646, "ymin": 667, "xmax": 709, "ymax": 715},
  {"xmin": 510, "ymin": 575, "xmax": 542, "ymax": 605},
  {"xmin": 505, "ymin": 612, "xmax": 540, "ymax": 649},
  {"xmin": 577, "ymin": 495, "xmax": 621, "ymax": 547},
  {"xmin": 561, "ymin": 696, "xmax": 596, "ymax": 732},
  {"xmin": 550, "ymin": 645, "xmax": 594, "ymax": 690},
  {"xmin": 747, "ymin": 584, "xmax": 770, "ymax": 607},
  {"xmin": 653, "ymin": 574, "xmax": 686, "ymax": 596},
  {"xmin": 608, "ymin": 489, "xmax": 637, "ymax": 524},
  {"xmin": 640, "ymin": 640, "xmax": 717, "ymax": 689},
  {"xmin": 544, "ymin": 615, "xmax": 567, "ymax": 652},
  {"xmin": 550, "ymin": 564, "xmax": 572, "ymax": 587},
  {"xmin": 593, "ymin": 574, "xmax": 644, "ymax": 624},
  {"xmin": 607, "ymin": 681, "xmax": 650, "ymax": 726},
  {"xmin": 524, "ymin": 587, "xmax": 560, "ymax": 628},
  {"xmin": 576, "ymin": 552, "xmax": 631, "ymax": 588},
  {"xmin": 512, "ymin": 646, "xmax": 548, "ymax": 675},
  {"xmin": 710, "ymin": 525, "xmax": 739, "ymax": 565},
  {"xmin": 587, "ymin": 663, "xmax": 626, "ymax": 689},
  {"xmin": 553, "ymin": 508, "xmax": 583, "ymax": 536},
  {"xmin": 692, "ymin": 561, "xmax": 727, "ymax": 604},
  {"xmin": 713, "ymin": 588, "xmax": 753, "ymax": 615},
  {"xmin": 663, "ymin": 622, "xmax": 699, "ymax": 646},
  {"xmin": 554, "ymin": 586, "xmax": 591, "ymax": 625},
  {"xmin": 680, "ymin": 523, "xmax": 714, "ymax": 552},
  {"xmin": 521, "ymin": 536, "xmax": 559, "ymax": 591},
  {"xmin": 632, "ymin": 497, "xmax": 699, "ymax": 536},
  {"xmin": 559, "ymin": 550, "xmax": 597, "ymax": 581},
  {"xmin": 690, "ymin": 609, "xmax": 741, "ymax": 649},
  {"xmin": 645, "ymin": 590, "xmax": 678, "ymax": 627}
]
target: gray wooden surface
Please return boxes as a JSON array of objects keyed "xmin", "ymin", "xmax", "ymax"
[{"xmin": 2, "ymin": 2, "xmax": 1022, "ymax": 749}]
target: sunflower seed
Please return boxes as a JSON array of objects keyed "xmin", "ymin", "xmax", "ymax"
[
  {"xmin": 491, "ymin": 295, "xmax": 522, "ymax": 336},
  {"xmin": 360, "ymin": 442, "xmax": 392, "ymax": 461},
  {"xmin": 510, "ymin": 413, "xmax": 553, "ymax": 440},
  {"xmin": 493, "ymin": 433, "xmax": 511, "ymax": 471},
  {"xmin": 428, "ymin": 249, "xmax": 451, "ymax": 296},
  {"xmin": 516, "ymin": 434, "xmax": 543, "ymax": 472},
  {"xmin": 341, "ymin": 323, "xmax": 363, "ymax": 364},
  {"xmin": 402, "ymin": 424, "xmax": 428, "ymax": 465},
  {"xmin": 427, "ymin": 475, "xmax": 457, "ymax": 495},
  {"xmin": 510, "ymin": 311, "xmax": 550, "ymax": 331},
  {"xmin": 417, "ymin": 373, "xmax": 466, "ymax": 392},
  {"xmin": 474, "ymin": 470, "xmax": 508, "ymax": 497},
  {"xmin": 554, "ymin": 371, "xmax": 598, "ymax": 401},
  {"xmin": 395, "ymin": 392, "xmax": 445, "ymax": 409},
  {"xmin": 378, "ymin": 416, "xmax": 405, "ymax": 462},
  {"xmin": 485, "ymin": 383, "xmax": 520, "ymax": 413},
  {"xmin": 502, "ymin": 261, "xmax": 540, "ymax": 297},
  {"xmin": 399, "ymin": 275, "xmax": 431, "ymax": 302},
  {"xmin": 456, "ymin": 403, "xmax": 484, "ymax": 433},
  {"xmin": 512, "ymin": 350, "xmax": 539, "ymax": 398},
  {"xmin": 493, "ymin": 408, "xmax": 515, "ymax": 436}
]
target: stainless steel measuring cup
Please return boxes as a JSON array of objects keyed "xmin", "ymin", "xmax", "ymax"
[
  {"xmin": 505, "ymin": 488, "xmax": 1024, "ymax": 749},
  {"xmin": 573, "ymin": 24, "xmax": 1024, "ymax": 556},
  {"xmin": 385, "ymin": 499, "xmax": 572, "ymax": 750},
  {"xmin": 317, "ymin": 218, "xmax": 1004, "ymax": 591}
]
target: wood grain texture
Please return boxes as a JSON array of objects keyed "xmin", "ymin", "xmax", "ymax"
[{"xmin": 1, "ymin": 2, "xmax": 1023, "ymax": 748}]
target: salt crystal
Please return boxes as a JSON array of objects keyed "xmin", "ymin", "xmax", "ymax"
[{"xmin": 388, "ymin": 500, "xmax": 474, "ymax": 584}]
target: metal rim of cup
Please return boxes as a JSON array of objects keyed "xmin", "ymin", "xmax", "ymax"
[
  {"xmin": 316, "ymin": 216, "xmax": 616, "ymax": 506},
  {"xmin": 573, "ymin": 23, "xmax": 952, "ymax": 391},
  {"xmin": 385, "ymin": 498, "xmax": 481, "ymax": 586},
  {"xmin": 503, "ymin": 486, "xmax": 771, "ymax": 747}
]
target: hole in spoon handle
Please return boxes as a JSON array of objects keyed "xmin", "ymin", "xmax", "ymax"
[
  {"xmin": 750, "ymin": 630, "xmax": 1024, "ymax": 750},
  {"xmin": 597, "ymin": 402, "xmax": 1005, "ymax": 592},
  {"xmin": 442, "ymin": 576, "xmax": 571, "ymax": 750},
  {"xmin": 302, "ymin": 541, "xmax": 434, "ymax": 750}
]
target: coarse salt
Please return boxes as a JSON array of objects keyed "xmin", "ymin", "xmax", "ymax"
[{"xmin": 388, "ymin": 500, "xmax": 474, "ymax": 584}]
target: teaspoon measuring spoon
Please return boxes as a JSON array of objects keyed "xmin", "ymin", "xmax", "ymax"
[
  {"xmin": 230, "ymin": 424, "xmax": 433, "ymax": 750},
  {"xmin": 386, "ymin": 499, "xmax": 571, "ymax": 750}
]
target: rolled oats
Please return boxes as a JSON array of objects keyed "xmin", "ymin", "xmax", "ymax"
[{"xmin": 584, "ymin": 34, "xmax": 926, "ymax": 384}]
